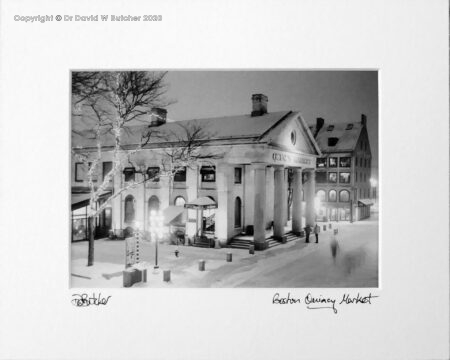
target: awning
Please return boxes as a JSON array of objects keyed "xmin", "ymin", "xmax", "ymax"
[
  {"xmin": 358, "ymin": 199, "xmax": 374, "ymax": 206},
  {"xmin": 71, "ymin": 191, "xmax": 111, "ymax": 211},
  {"xmin": 163, "ymin": 206, "xmax": 186, "ymax": 226},
  {"xmin": 184, "ymin": 197, "xmax": 217, "ymax": 209}
]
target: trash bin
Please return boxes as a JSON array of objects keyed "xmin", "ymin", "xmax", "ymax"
[
  {"xmin": 226, "ymin": 253, "xmax": 232, "ymax": 262},
  {"xmin": 163, "ymin": 270, "xmax": 171, "ymax": 282},
  {"xmin": 249, "ymin": 245, "xmax": 255, "ymax": 255},
  {"xmin": 323, "ymin": 225, "xmax": 327, "ymax": 231},
  {"xmin": 198, "ymin": 260, "xmax": 206, "ymax": 271}
]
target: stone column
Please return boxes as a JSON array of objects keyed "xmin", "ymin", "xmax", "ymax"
[
  {"xmin": 273, "ymin": 166, "xmax": 287, "ymax": 241},
  {"xmin": 216, "ymin": 163, "xmax": 234, "ymax": 247},
  {"xmin": 292, "ymin": 168, "xmax": 304, "ymax": 236},
  {"xmin": 304, "ymin": 169, "xmax": 316, "ymax": 227},
  {"xmin": 185, "ymin": 165, "xmax": 199, "ymax": 239},
  {"xmin": 253, "ymin": 163, "xmax": 267, "ymax": 250}
]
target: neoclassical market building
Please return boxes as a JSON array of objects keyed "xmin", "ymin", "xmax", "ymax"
[{"xmin": 71, "ymin": 94, "xmax": 322, "ymax": 250}]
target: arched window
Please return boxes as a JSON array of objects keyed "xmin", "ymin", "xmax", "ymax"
[
  {"xmin": 148, "ymin": 195, "xmax": 160, "ymax": 214},
  {"xmin": 339, "ymin": 190, "xmax": 350, "ymax": 202},
  {"xmin": 316, "ymin": 190, "xmax": 326, "ymax": 202},
  {"xmin": 124, "ymin": 195, "xmax": 135, "ymax": 223},
  {"xmin": 234, "ymin": 197, "xmax": 242, "ymax": 228},
  {"xmin": 328, "ymin": 190, "xmax": 337, "ymax": 202},
  {"xmin": 174, "ymin": 196, "xmax": 186, "ymax": 207}
]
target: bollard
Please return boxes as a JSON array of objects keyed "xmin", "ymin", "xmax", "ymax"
[
  {"xmin": 198, "ymin": 260, "xmax": 206, "ymax": 271},
  {"xmin": 226, "ymin": 253, "xmax": 232, "ymax": 262},
  {"xmin": 323, "ymin": 225, "xmax": 327, "ymax": 231},
  {"xmin": 142, "ymin": 269, "xmax": 147, "ymax": 283},
  {"xmin": 163, "ymin": 270, "xmax": 171, "ymax": 282},
  {"xmin": 123, "ymin": 268, "xmax": 138, "ymax": 288},
  {"xmin": 334, "ymin": 229, "xmax": 338, "ymax": 235},
  {"xmin": 329, "ymin": 223, "xmax": 332, "ymax": 229},
  {"xmin": 249, "ymin": 245, "xmax": 255, "ymax": 255}
]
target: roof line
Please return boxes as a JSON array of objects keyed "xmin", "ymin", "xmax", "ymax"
[{"xmin": 256, "ymin": 111, "xmax": 293, "ymax": 141}]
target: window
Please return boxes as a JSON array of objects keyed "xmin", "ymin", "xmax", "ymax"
[
  {"xmin": 75, "ymin": 162, "xmax": 85, "ymax": 182},
  {"xmin": 346, "ymin": 124, "xmax": 353, "ymax": 130},
  {"xmin": 328, "ymin": 172, "xmax": 337, "ymax": 183},
  {"xmin": 174, "ymin": 196, "xmax": 186, "ymax": 207},
  {"xmin": 328, "ymin": 157, "xmax": 338, "ymax": 167},
  {"xmin": 234, "ymin": 168, "xmax": 242, "ymax": 184},
  {"xmin": 317, "ymin": 158, "xmax": 327, "ymax": 168},
  {"xmin": 234, "ymin": 197, "xmax": 242, "ymax": 228},
  {"xmin": 146, "ymin": 167, "xmax": 160, "ymax": 182},
  {"xmin": 339, "ymin": 172, "xmax": 351, "ymax": 184},
  {"xmin": 124, "ymin": 195, "xmax": 135, "ymax": 223},
  {"xmin": 327, "ymin": 125, "xmax": 334, "ymax": 131},
  {"xmin": 148, "ymin": 195, "xmax": 160, "ymax": 213},
  {"xmin": 316, "ymin": 190, "xmax": 326, "ymax": 202},
  {"xmin": 76, "ymin": 162, "xmax": 97, "ymax": 182},
  {"xmin": 328, "ymin": 137, "xmax": 339, "ymax": 146},
  {"xmin": 102, "ymin": 161, "xmax": 113, "ymax": 182},
  {"xmin": 201, "ymin": 166, "xmax": 216, "ymax": 182},
  {"xmin": 355, "ymin": 173, "xmax": 358, "ymax": 182},
  {"xmin": 123, "ymin": 167, "xmax": 135, "ymax": 182},
  {"xmin": 339, "ymin": 157, "xmax": 351, "ymax": 167},
  {"xmin": 290, "ymin": 130, "xmax": 296, "ymax": 145},
  {"xmin": 339, "ymin": 190, "xmax": 350, "ymax": 202},
  {"xmin": 329, "ymin": 190, "xmax": 337, "ymax": 202},
  {"xmin": 316, "ymin": 172, "xmax": 327, "ymax": 183},
  {"xmin": 174, "ymin": 167, "xmax": 186, "ymax": 182}
]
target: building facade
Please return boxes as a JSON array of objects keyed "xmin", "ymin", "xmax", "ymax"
[
  {"xmin": 309, "ymin": 115, "xmax": 373, "ymax": 222},
  {"xmin": 71, "ymin": 94, "xmax": 322, "ymax": 249}
]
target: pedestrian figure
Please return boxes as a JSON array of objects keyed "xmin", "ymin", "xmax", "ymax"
[
  {"xmin": 314, "ymin": 224, "xmax": 320, "ymax": 243},
  {"xmin": 330, "ymin": 234, "xmax": 339, "ymax": 264},
  {"xmin": 304, "ymin": 225, "xmax": 311, "ymax": 243}
]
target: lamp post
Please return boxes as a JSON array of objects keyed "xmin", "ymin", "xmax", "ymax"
[
  {"xmin": 149, "ymin": 210, "xmax": 165, "ymax": 270},
  {"xmin": 370, "ymin": 178, "xmax": 377, "ymax": 202}
]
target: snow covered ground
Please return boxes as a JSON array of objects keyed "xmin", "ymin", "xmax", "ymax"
[{"xmin": 71, "ymin": 211, "xmax": 378, "ymax": 288}]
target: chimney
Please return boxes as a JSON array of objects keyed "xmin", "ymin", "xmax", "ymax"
[
  {"xmin": 251, "ymin": 94, "xmax": 268, "ymax": 116},
  {"xmin": 150, "ymin": 107, "xmax": 167, "ymax": 126},
  {"xmin": 314, "ymin": 117, "xmax": 325, "ymax": 138},
  {"xmin": 361, "ymin": 114, "xmax": 367, "ymax": 126}
]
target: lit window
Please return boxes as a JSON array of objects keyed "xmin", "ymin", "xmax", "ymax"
[
  {"xmin": 328, "ymin": 172, "xmax": 337, "ymax": 183},
  {"xmin": 316, "ymin": 190, "xmax": 326, "ymax": 202},
  {"xmin": 329, "ymin": 190, "xmax": 337, "ymax": 202},
  {"xmin": 339, "ymin": 172, "xmax": 351, "ymax": 183},
  {"xmin": 339, "ymin": 190, "xmax": 350, "ymax": 202},
  {"xmin": 234, "ymin": 197, "xmax": 242, "ymax": 228},
  {"xmin": 124, "ymin": 195, "xmax": 135, "ymax": 223},
  {"xmin": 328, "ymin": 157, "xmax": 338, "ymax": 167},
  {"xmin": 174, "ymin": 196, "xmax": 186, "ymax": 207},
  {"xmin": 317, "ymin": 158, "xmax": 327, "ymax": 168}
]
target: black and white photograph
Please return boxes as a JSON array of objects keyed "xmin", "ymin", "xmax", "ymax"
[
  {"xmin": 71, "ymin": 71, "xmax": 379, "ymax": 288},
  {"xmin": 0, "ymin": 1, "xmax": 448, "ymax": 359}
]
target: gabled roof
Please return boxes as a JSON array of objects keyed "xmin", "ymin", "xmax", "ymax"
[
  {"xmin": 73, "ymin": 111, "xmax": 292, "ymax": 149},
  {"xmin": 311, "ymin": 122, "xmax": 364, "ymax": 153}
]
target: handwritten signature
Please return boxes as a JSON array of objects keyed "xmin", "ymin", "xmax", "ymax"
[
  {"xmin": 71, "ymin": 293, "xmax": 112, "ymax": 307},
  {"xmin": 272, "ymin": 292, "xmax": 378, "ymax": 314}
]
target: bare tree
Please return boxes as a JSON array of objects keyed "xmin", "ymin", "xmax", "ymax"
[{"xmin": 72, "ymin": 71, "xmax": 221, "ymax": 266}]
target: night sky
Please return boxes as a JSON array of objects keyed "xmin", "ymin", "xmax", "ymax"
[{"xmin": 163, "ymin": 71, "xmax": 378, "ymax": 178}]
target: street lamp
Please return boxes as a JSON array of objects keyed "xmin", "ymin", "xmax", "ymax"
[
  {"xmin": 370, "ymin": 178, "xmax": 377, "ymax": 201},
  {"xmin": 149, "ymin": 210, "xmax": 165, "ymax": 270}
]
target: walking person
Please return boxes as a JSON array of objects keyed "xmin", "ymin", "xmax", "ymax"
[
  {"xmin": 304, "ymin": 225, "xmax": 311, "ymax": 243},
  {"xmin": 314, "ymin": 223, "xmax": 320, "ymax": 243},
  {"xmin": 330, "ymin": 232, "xmax": 340, "ymax": 264}
]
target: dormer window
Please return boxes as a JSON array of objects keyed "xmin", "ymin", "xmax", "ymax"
[
  {"xmin": 327, "ymin": 125, "xmax": 334, "ymax": 131},
  {"xmin": 346, "ymin": 124, "xmax": 353, "ymax": 130},
  {"xmin": 328, "ymin": 137, "xmax": 339, "ymax": 146}
]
